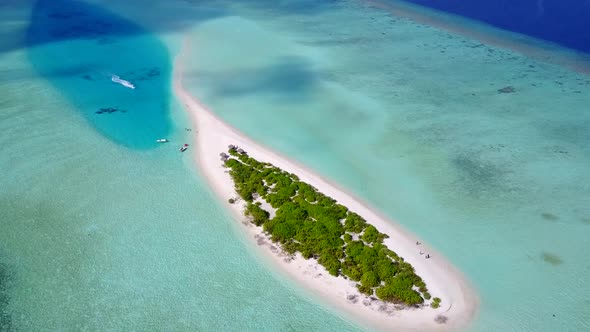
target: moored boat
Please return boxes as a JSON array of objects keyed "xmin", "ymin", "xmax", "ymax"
[{"xmin": 111, "ymin": 75, "xmax": 135, "ymax": 89}]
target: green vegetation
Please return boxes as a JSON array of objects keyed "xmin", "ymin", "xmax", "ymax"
[
  {"xmin": 431, "ymin": 297, "xmax": 442, "ymax": 309},
  {"xmin": 225, "ymin": 147, "xmax": 431, "ymax": 306}
]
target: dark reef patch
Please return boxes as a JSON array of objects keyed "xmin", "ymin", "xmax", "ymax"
[
  {"xmin": 538, "ymin": 120, "xmax": 590, "ymax": 149},
  {"xmin": 451, "ymin": 152, "xmax": 508, "ymax": 197},
  {"xmin": 541, "ymin": 252, "xmax": 563, "ymax": 266},
  {"xmin": 541, "ymin": 212, "xmax": 559, "ymax": 221},
  {"xmin": 0, "ymin": 261, "xmax": 12, "ymax": 332},
  {"xmin": 95, "ymin": 107, "xmax": 127, "ymax": 115},
  {"xmin": 497, "ymin": 86, "xmax": 516, "ymax": 94}
]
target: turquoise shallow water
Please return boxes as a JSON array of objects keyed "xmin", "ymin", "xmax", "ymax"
[
  {"xmin": 181, "ymin": 1, "xmax": 590, "ymax": 331},
  {"xmin": 1, "ymin": 0, "xmax": 589, "ymax": 331},
  {"xmin": 0, "ymin": 1, "xmax": 359, "ymax": 330}
]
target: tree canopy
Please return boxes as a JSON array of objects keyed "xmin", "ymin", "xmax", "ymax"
[{"xmin": 225, "ymin": 147, "xmax": 433, "ymax": 306}]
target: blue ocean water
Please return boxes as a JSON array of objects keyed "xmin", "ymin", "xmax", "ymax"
[
  {"xmin": 399, "ymin": 0, "xmax": 590, "ymax": 53},
  {"xmin": 26, "ymin": 0, "xmax": 172, "ymax": 149}
]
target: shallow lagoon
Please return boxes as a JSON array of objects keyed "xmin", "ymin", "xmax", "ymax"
[{"xmin": 1, "ymin": 0, "xmax": 589, "ymax": 331}]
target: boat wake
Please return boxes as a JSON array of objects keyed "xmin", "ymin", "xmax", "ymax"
[{"xmin": 111, "ymin": 75, "xmax": 135, "ymax": 89}]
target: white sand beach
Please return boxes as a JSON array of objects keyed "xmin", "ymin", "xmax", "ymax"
[{"xmin": 174, "ymin": 38, "xmax": 478, "ymax": 331}]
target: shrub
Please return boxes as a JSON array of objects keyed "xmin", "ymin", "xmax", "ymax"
[
  {"xmin": 431, "ymin": 297, "xmax": 441, "ymax": 308},
  {"xmin": 318, "ymin": 252, "xmax": 341, "ymax": 276},
  {"xmin": 342, "ymin": 264, "xmax": 362, "ymax": 282},
  {"xmin": 361, "ymin": 271, "xmax": 380, "ymax": 288},
  {"xmin": 362, "ymin": 225, "xmax": 384, "ymax": 244},
  {"xmin": 343, "ymin": 233, "xmax": 353, "ymax": 242},
  {"xmin": 228, "ymin": 198, "xmax": 235, "ymax": 204},
  {"xmin": 357, "ymin": 284, "xmax": 374, "ymax": 296},
  {"xmin": 282, "ymin": 240, "xmax": 299, "ymax": 254},
  {"xmin": 344, "ymin": 213, "xmax": 367, "ymax": 233},
  {"xmin": 245, "ymin": 203, "xmax": 270, "ymax": 226}
]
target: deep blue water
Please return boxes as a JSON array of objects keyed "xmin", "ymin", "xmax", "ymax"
[
  {"xmin": 401, "ymin": 0, "xmax": 590, "ymax": 54},
  {"xmin": 26, "ymin": 0, "xmax": 172, "ymax": 149}
]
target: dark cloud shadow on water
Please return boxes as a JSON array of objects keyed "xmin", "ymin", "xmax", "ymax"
[
  {"xmin": 188, "ymin": 56, "xmax": 319, "ymax": 103},
  {"xmin": 0, "ymin": 64, "xmax": 98, "ymax": 83},
  {"xmin": 0, "ymin": 0, "xmax": 339, "ymax": 55},
  {"xmin": 0, "ymin": 0, "xmax": 226, "ymax": 55}
]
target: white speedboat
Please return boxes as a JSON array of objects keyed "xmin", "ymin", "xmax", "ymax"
[
  {"xmin": 179, "ymin": 144, "xmax": 189, "ymax": 152},
  {"xmin": 156, "ymin": 138, "xmax": 168, "ymax": 143},
  {"xmin": 111, "ymin": 75, "xmax": 135, "ymax": 89}
]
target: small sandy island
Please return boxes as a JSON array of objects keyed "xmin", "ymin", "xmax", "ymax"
[{"xmin": 174, "ymin": 38, "xmax": 478, "ymax": 331}]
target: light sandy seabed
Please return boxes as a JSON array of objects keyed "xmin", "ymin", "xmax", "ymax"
[{"xmin": 174, "ymin": 37, "xmax": 478, "ymax": 331}]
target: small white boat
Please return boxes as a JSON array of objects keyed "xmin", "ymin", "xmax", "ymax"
[
  {"xmin": 111, "ymin": 75, "xmax": 135, "ymax": 89},
  {"xmin": 156, "ymin": 139, "xmax": 168, "ymax": 143},
  {"xmin": 179, "ymin": 143, "xmax": 189, "ymax": 152}
]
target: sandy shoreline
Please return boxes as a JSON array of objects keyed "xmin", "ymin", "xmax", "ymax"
[{"xmin": 173, "ymin": 38, "xmax": 478, "ymax": 331}]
